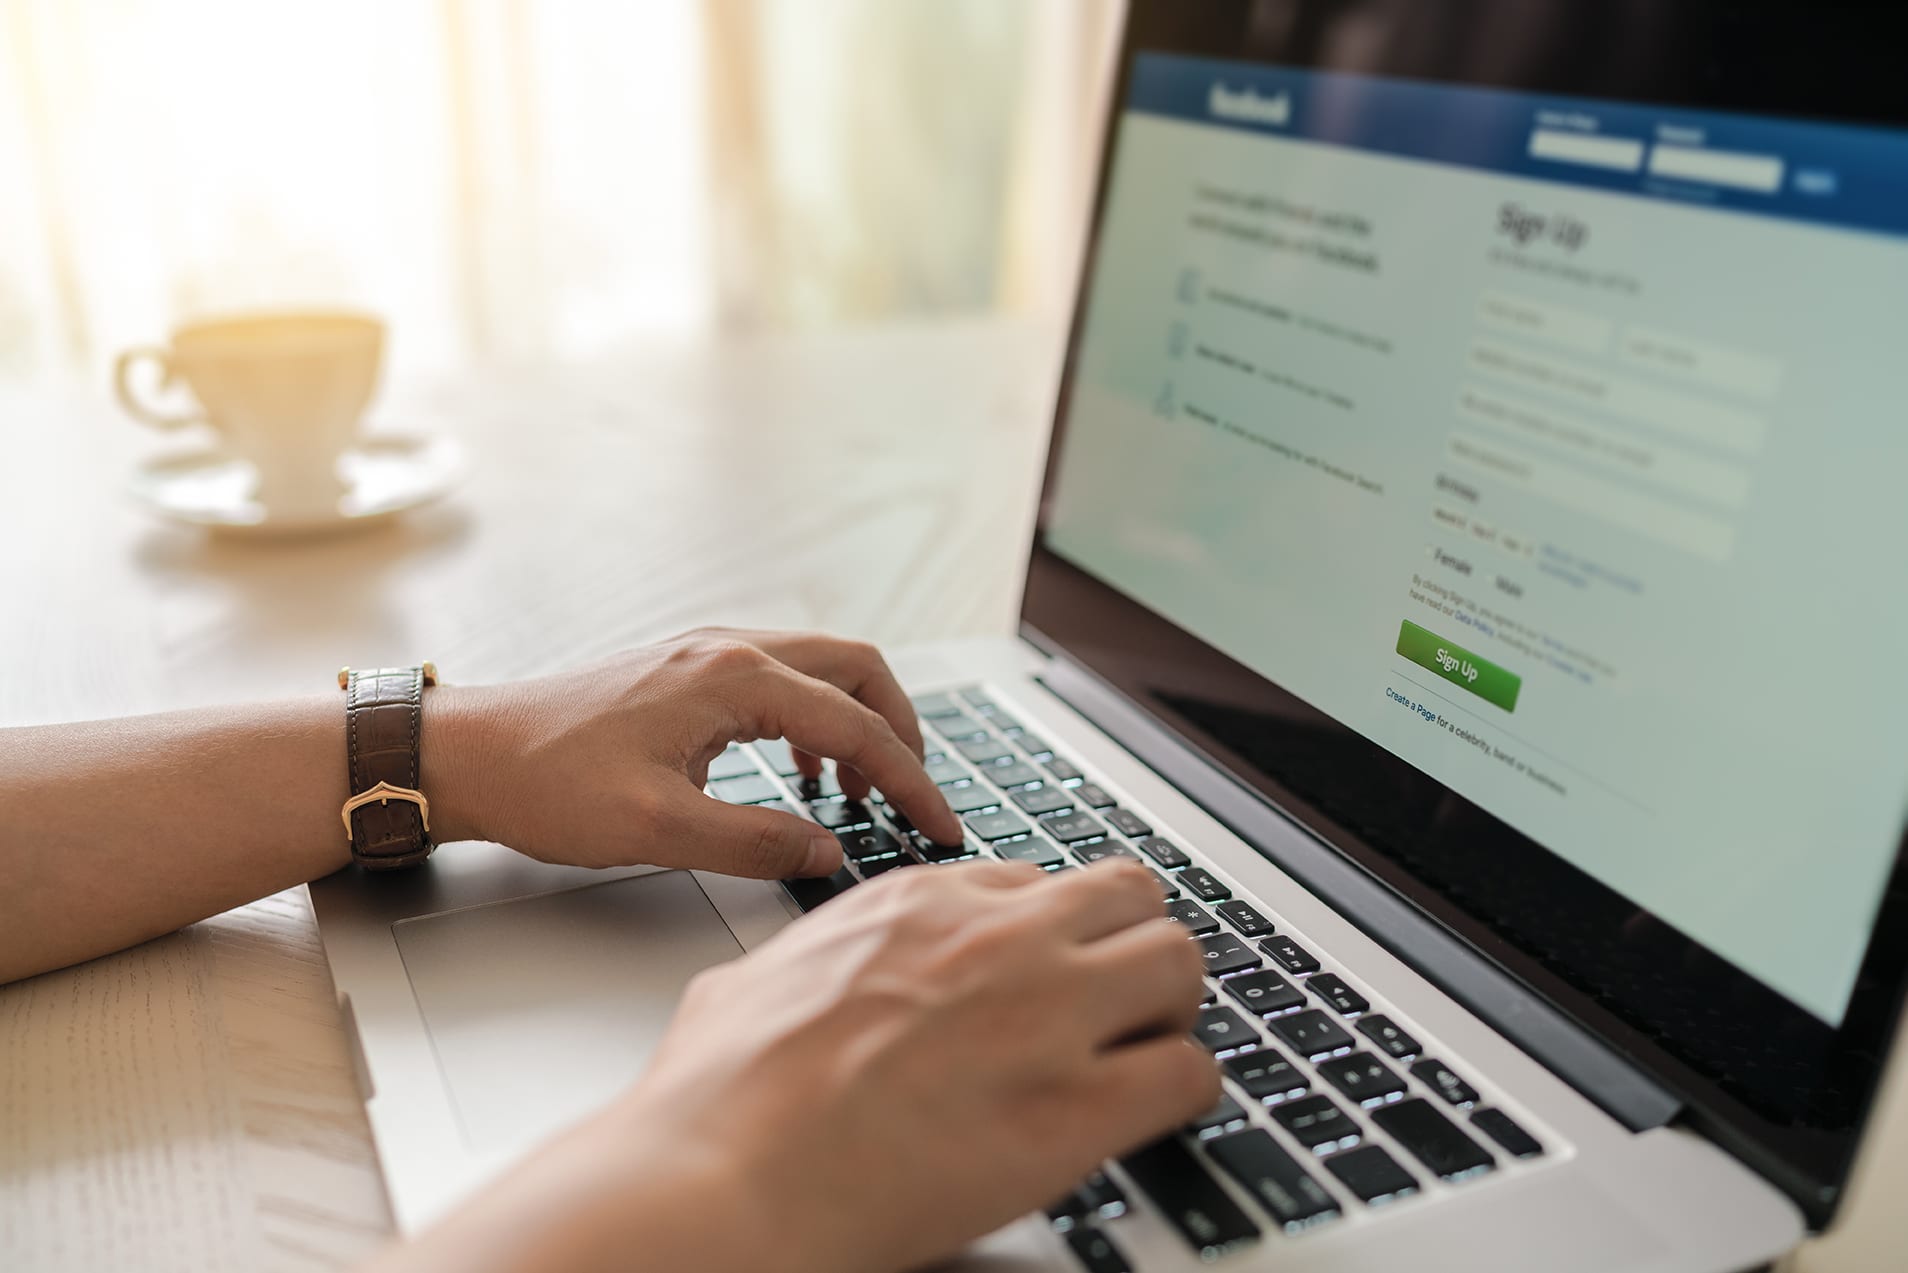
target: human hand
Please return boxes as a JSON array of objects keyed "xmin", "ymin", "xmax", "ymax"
[
  {"xmin": 598, "ymin": 857, "xmax": 1219, "ymax": 1273},
  {"xmin": 426, "ymin": 628, "xmax": 962, "ymax": 878}
]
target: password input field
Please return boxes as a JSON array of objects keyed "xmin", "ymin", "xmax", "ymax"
[
  {"xmin": 1646, "ymin": 145, "xmax": 1784, "ymax": 193},
  {"xmin": 1528, "ymin": 129, "xmax": 1644, "ymax": 172}
]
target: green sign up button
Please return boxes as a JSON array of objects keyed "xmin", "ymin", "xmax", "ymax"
[{"xmin": 1396, "ymin": 620, "xmax": 1522, "ymax": 712}]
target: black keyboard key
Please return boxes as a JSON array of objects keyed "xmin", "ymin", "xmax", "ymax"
[
  {"xmin": 1197, "ymin": 933, "xmax": 1263, "ymax": 977},
  {"xmin": 1222, "ymin": 969, "xmax": 1305, "ymax": 1017},
  {"xmin": 964, "ymin": 809, "xmax": 1031, "ymax": 842},
  {"xmin": 780, "ymin": 866, "xmax": 859, "ymax": 913},
  {"xmin": 1206, "ymin": 1129, "xmax": 1340, "ymax": 1233},
  {"xmin": 796, "ymin": 771, "xmax": 843, "ymax": 802},
  {"xmin": 1151, "ymin": 869, "xmax": 1181, "ymax": 899},
  {"xmin": 931, "ymin": 712, "xmax": 988, "ymax": 741},
  {"xmin": 808, "ymin": 800, "xmax": 874, "ymax": 832},
  {"xmin": 836, "ymin": 827, "xmax": 903, "ymax": 862},
  {"xmin": 1222, "ymin": 1049, "xmax": 1309, "ymax": 1104},
  {"xmin": 1044, "ymin": 757, "xmax": 1084, "ymax": 783},
  {"xmin": 911, "ymin": 692, "xmax": 965, "ymax": 718},
  {"xmin": 1357, "ymin": 1015, "xmax": 1422, "ymax": 1061},
  {"xmin": 1118, "ymin": 1137, "xmax": 1261, "ymax": 1260},
  {"xmin": 707, "ymin": 747, "xmax": 761, "ymax": 781},
  {"xmin": 994, "ymin": 836, "xmax": 1065, "ymax": 869},
  {"xmin": 941, "ymin": 783, "xmax": 1002, "ymax": 814},
  {"xmin": 956, "ymin": 737, "xmax": 1014, "ymax": 765},
  {"xmin": 1135, "ymin": 836, "xmax": 1190, "ymax": 869},
  {"xmin": 1071, "ymin": 782, "xmax": 1117, "ymax": 808},
  {"xmin": 1177, "ymin": 867, "xmax": 1231, "ymax": 903},
  {"xmin": 923, "ymin": 755, "xmax": 972, "ymax": 786},
  {"xmin": 1074, "ymin": 841, "xmax": 1140, "ymax": 867},
  {"xmin": 1307, "ymin": 973, "xmax": 1369, "ymax": 1016},
  {"xmin": 1046, "ymin": 1171, "xmax": 1128, "ymax": 1228},
  {"xmin": 980, "ymin": 710, "xmax": 1021, "ymax": 731},
  {"xmin": 1062, "ymin": 1224, "xmax": 1132, "ymax": 1273},
  {"xmin": 1193, "ymin": 1005, "xmax": 1259, "ymax": 1053},
  {"xmin": 752, "ymin": 738, "xmax": 803, "ymax": 776},
  {"xmin": 1213, "ymin": 899, "xmax": 1275, "ymax": 938},
  {"xmin": 1011, "ymin": 785, "xmax": 1074, "ymax": 816},
  {"xmin": 1324, "ymin": 1145, "xmax": 1419, "ymax": 1207},
  {"xmin": 1259, "ymin": 935, "xmax": 1321, "ymax": 975},
  {"xmin": 1038, "ymin": 811, "xmax": 1107, "ymax": 843},
  {"xmin": 1268, "ymin": 1009, "xmax": 1354, "ymax": 1060},
  {"xmin": 1272, "ymin": 1094, "xmax": 1360, "ymax": 1154},
  {"xmin": 1372, "ymin": 1099, "xmax": 1495, "ymax": 1181},
  {"xmin": 1188, "ymin": 1091, "xmax": 1251, "ymax": 1137},
  {"xmin": 1102, "ymin": 807, "xmax": 1153, "ymax": 838},
  {"xmin": 1167, "ymin": 899, "xmax": 1219, "ymax": 935},
  {"xmin": 857, "ymin": 851, "xmax": 916, "ymax": 877},
  {"xmin": 1316, "ymin": 1053, "xmax": 1407, "ymax": 1107},
  {"xmin": 1412, "ymin": 1058, "xmax": 1480, "ymax": 1108},
  {"xmin": 913, "ymin": 836, "xmax": 974, "ymax": 863},
  {"xmin": 957, "ymin": 686, "xmax": 995, "ymax": 709},
  {"xmin": 708, "ymin": 774, "xmax": 782, "ymax": 805},
  {"xmin": 987, "ymin": 760, "xmax": 1045, "ymax": 789},
  {"xmin": 1013, "ymin": 733, "xmax": 1056, "ymax": 761},
  {"xmin": 1471, "ymin": 1108, "xmax": 1544, "ymax": 1159}
]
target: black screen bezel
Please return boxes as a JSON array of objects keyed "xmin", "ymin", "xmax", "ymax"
[{"xmin": 1023, "ymin": 0, "xmax": 1908, "ymax": 1226}]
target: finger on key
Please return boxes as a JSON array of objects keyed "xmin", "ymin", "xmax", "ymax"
[
  {"xmin": 1026, "ymin": 859, "xmax": 1168, "ymax": 944},
  {"xmin": 749, "ymin": 665, "xmax": 962, "ymax": 846},
  {"xmin": 740, "ymin": 630, "xmax": 929, "ymax": 763},
  {"xmin": 1077, "ymin": 916, "xmax": 1206, "ymax": 1044}
]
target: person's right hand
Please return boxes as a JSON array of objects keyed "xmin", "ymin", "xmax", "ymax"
[{"xmin": 603, "ymin": 856, "xmax": 1219, "ymax": 1273}]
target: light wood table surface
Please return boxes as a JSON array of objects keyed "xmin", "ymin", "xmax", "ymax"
[{"xmin": 1, "ymin": 318, "xmax": 1903, "ymax": 1271}]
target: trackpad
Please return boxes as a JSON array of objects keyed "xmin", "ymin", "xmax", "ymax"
[{"xmin": 391, "ymin": 870, "xmax": 745, "ymax": 1156}]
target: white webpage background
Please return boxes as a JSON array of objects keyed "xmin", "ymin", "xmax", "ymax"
[{"xmin": 1047, "ymin": 111, "xmax": 1908, "ymax": 1022}]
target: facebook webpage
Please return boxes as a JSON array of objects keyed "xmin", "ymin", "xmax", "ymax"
[{"xmin": 1047, "ymin": 54, "xmax": 1908, "ymax": 1023}]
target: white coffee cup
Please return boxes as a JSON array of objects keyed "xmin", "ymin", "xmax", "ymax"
[{"xmin": 114, "ymin": 311, "xmax": 385, "ymax": 517}]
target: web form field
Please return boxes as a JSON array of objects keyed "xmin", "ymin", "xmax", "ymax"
[
  {"xmin": 1447, "ymin": 431, "xmax": 1737, "ymax": 562},
  {"xmin": 1469, "ymin": 340, "xmax": 1767, "ymax": 454}
]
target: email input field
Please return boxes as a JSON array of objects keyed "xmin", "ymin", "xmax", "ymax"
[
  {"xmin": 1528, "ymin": 129, "xmax": 1644, "ymax": 172},
  {"xmin": 1469, "ymin": 340, "xmax": 1767, "ymax": 455}
]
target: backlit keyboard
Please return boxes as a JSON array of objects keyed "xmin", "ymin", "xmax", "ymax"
[{"xmin": 708, "ymin": 685, "xmax": 1553, "ymax": 1270}]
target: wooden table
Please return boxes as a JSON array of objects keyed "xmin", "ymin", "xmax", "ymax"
[{"xmin": 1, "ymin": 318, "xmax": 1903, "ymax": 1271}]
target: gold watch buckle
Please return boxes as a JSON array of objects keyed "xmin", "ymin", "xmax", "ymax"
[{"xmin": 341, "ymin": 781, "xmax": 432, "ymax": 841}]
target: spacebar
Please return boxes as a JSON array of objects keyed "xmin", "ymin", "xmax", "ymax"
[{"xmin": 1119, "ymin": 1136, "xmax": 1261, "ymax": 1260}]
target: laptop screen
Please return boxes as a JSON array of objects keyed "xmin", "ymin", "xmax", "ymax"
[
  {"xmin": 1027, "ymin": 2, "xmax": 1908, "ymax": 1223},
  {"xmin": 1046, "ymin": 53, "xmax": 1908, "ymax": 1027}
]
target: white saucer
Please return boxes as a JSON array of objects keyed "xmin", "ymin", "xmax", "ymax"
[{"xmin": 130, "ymin": 432, "xmax": 467, "ymax": 535}]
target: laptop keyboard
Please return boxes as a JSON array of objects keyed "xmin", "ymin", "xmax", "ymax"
[{"xmin": 710, "ymin": 684, "xmax": 1552, "ymax": 1269}]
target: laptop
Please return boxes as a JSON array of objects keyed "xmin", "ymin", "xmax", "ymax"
[{"xmin": 312, "ymin": 2, "xmax": 1908, "ymax": 1268}]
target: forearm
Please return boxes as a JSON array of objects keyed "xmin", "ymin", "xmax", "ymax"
[{"xmin": 0, "ymin": 688, "xmax": 491, "ymax": 983}]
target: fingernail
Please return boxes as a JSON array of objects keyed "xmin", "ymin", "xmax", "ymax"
[{"xmin": 802, "ymin": 836, "xmax": 837, "ymax": 877}]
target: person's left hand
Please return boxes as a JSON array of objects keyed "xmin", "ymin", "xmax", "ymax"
[{"xmin": 424, "ymin": 627, "xmax": 962, "ymax": 880}]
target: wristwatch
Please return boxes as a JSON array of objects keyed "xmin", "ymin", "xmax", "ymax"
[{"xmin": 338, "ymin": 662, "xmax": 439, "ymax": 870}]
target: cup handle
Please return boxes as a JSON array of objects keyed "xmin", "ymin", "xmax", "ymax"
[{"xmin": 113, "ymin": 346, "xmax": 202, "ymax": 429}]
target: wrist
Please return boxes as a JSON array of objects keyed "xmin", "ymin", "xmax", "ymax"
[{"xmin": 420, "ymin": 683, "xmax": 512, "ymax": 844}]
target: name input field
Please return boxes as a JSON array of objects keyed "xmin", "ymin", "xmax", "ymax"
[
  {"xmin": 1528, "ymin": 129, "xmax": 1644, "ymax": 172},
  {"xmin": 1447, "ymin": 431, "xmax": 1736, "ymax": 562},
  {"xmin": 1469, "ymin": 340, "xmax": 1768, "ymax": 455}
]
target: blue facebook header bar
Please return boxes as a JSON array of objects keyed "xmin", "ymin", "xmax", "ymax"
[{"xmin": 1126, "ymin": 52, "xmax": 1908, "ymax": 241}]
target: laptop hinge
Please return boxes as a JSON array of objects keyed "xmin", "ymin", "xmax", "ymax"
[{"xmin": 1034, "ymin": 646, "xmax": 1684, "ymax": 1133}]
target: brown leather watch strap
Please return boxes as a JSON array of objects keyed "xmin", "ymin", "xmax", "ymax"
[{"xmin": 341, "ymin": 664, "xmax": 436, "ymax": 870}]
